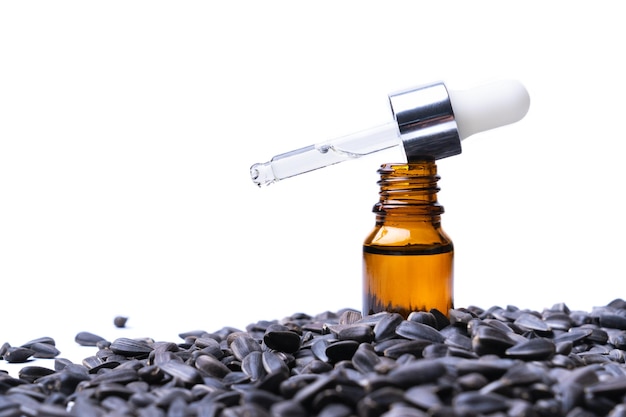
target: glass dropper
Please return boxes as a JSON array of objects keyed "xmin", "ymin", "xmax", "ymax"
[{"xmin": 250, "ymin": 80, "xmax": 530, "ymax": 187}]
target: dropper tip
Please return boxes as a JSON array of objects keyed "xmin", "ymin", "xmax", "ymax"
[{"xmin": 250, "ymin": 162, "xmax": 277, "ymax": 187}]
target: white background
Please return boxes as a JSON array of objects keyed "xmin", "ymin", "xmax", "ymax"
[{"xmin": 1, "ymin": 2, "xmax": 625, "ymax": 375}]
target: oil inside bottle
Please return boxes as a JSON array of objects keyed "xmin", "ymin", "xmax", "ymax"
[{"xmin": 363, "ymin": 244, "xmax": 453, "ymax": 317}]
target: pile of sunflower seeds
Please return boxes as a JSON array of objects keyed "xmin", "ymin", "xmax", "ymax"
[{"xmin": 2, "ymin": 299, "xmax": 626, "ymax": 417}]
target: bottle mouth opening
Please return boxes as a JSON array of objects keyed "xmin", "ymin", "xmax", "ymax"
[
  {"xmin": 377, "ymin": 162, "xmax": 440, "ymax": 185},
  {"xmin": 378, "ymin": 160, "xmax": 437, "ymax": 173}
]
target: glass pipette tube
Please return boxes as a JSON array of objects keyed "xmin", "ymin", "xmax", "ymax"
[{"xmin": 250, "ymin": 121, "xmax": 400, "ymax": 187}]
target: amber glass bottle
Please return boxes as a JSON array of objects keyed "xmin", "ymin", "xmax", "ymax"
[{"xmin": 363, "ymin": 160, "xmax": 453, "ymax": 318}]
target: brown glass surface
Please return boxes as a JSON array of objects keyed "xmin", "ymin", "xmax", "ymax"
[{"xmin": 362, "ymin": 161, "xmax": 454, "ymax": 317}]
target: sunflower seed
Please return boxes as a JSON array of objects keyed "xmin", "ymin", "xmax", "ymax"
[
  {"xmin": 241, "ymin": 351, "xmax": 266, "ymax": 381},
  {"xmin": 263, "ymin": 328, "xmax": 301, "ymax": 353},
  {"xmin": 351, "ymin": 343, "xmax": 381, "ymax": 374},
  {"xmin": 230, "ymin": 334, "xmax": 262, "ymax": 361},
  {"xmin": 505, "ymin": 337, "xmax": 556, "ymax": 360},
  {"xmin": 337, "ymin": 324, "xmax": 374, "ymax": 343},
  {"xmin": 269, "ymin": 400, "xmax": 308, "ymax": 417},
  {"xmin": 20, "ymin": 336, "xmax": 56, "ymax": 348},
  {"xmin": 395, "ymin": 321, "xmax": 445, "ymax": 343},
  {"xmin": 600, "ymin": 314, "xmax": 626, "ymax": 330},
  {"xmin": 471, "ymin": 324, "xmax": 515, "ymax": 356},
  {"xmin": 109, "ymin": 338, "xmax": 153, "ymax": 357},
  {"xmin": 386, "ymin": 359, "xmax": 447, "ymax": 388},
  {"xmin": 3, "ymin": 346, "xmax": 35, "ymax": 363},
  {"xmin": 404, "ymin": 384, "xmax": 443, "ymax": 410},
  {"xmin": 195, "ymin": 354, "xmax": 232, "ymax": 378},
  {"xmin": 29, "ymin": 342, "xmax": 61, "ymax": 359},
  {"xmin": 373, "ymin": 312, "xmax": 404, "ymax": 342},
  {"xmin": 407, "ymin": 311, "xmax": 438, "ymax": 328},
  {"xmin": 114, "ymin": 316, "xmax": 128, "ymax": 328},
  {"xmin": 514, "ymin": 312, "xmax": 552, "ymax": 332},
  {"xmin": 75, "ymin": 331, "xmax": 107, "ymax": 347},
  {"xmin": 16, "ymin": 365, "xmax": 56, "ymax": 383},
  {"xmin": 159, "ymin": 361, "xmax": 203, "ymax": 385},
  {"xmin": 453, "ymin": 391, "xmax": 509, "ymax": 415},
  {"xmin": 325, "ymin": 340, "xmax": 359, "ymax": 363},
  {"xmin": 262, "ymin": 351, "xmax": 289, "ymax": 375},
  {"xmin": 338, "ymin": 309, "xmax": 362, "ymax": 325}
]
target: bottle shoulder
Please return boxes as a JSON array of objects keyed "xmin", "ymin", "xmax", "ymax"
[{"xmin": 363, "ymin": 222, "xmax": 452, "ymax": 248}]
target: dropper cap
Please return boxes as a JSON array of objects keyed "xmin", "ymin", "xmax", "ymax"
[
  {"xmin": 250, "ymin": 79, "xmax": 530, "ymax": 187},
  {"xmin": 389, "ymin": 80, "xmax": 530, "ymax": 162}
]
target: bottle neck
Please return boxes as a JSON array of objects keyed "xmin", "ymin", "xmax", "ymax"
[{"xmin": 373, "ymin": 160, "xmax": 444, "ymax": 221}]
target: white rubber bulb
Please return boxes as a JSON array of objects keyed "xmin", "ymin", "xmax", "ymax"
[{"xmin": 448, "ymin": 80, "xmax": 530, "ymax": 140}]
